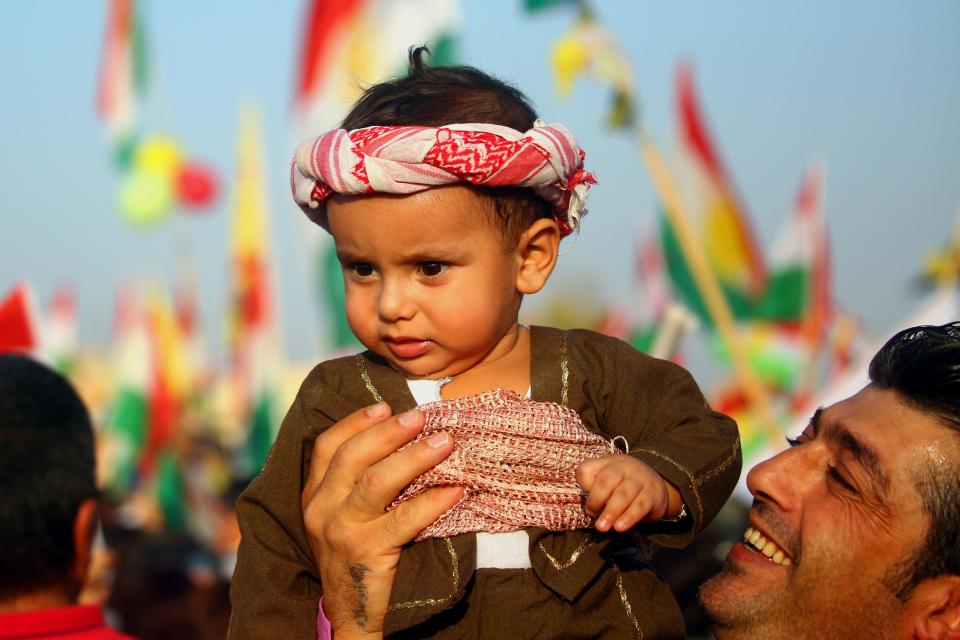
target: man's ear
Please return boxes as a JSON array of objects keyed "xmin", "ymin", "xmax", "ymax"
[
  {"xmin": 515, "ymin": 218, "xmax": 561, "ymax": 295},
  {"xmin": 911, "ymin": 575, "xmax": 960, "ymax": 640},
  {"xmin": 69, "ymin": 498, "xmax": 98, "ymax": 599}
]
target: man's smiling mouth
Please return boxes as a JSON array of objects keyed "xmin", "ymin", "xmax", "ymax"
[{"xmin": 743, "ymin": 526, "xmax": 793, "ymax": 566}]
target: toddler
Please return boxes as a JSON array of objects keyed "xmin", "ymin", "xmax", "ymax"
[{"xmin": 230, "ymin": 49, "xmax": 740, "ymax": 639}]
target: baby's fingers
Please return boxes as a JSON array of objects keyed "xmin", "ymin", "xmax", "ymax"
[
  {"xmin": 593, "ymin": 478, "xmax": 641, "ymax": 532},
  {"xmin": 583, "ymin": 462, "xmax": 626, "ymax": 518},
  {"xmin": 612, "ymin": 494, "xmax": 657, "ymax": 532},
  {"xmin": 575, "ymin": 457, "xmax": 605, "ymax": 492}
]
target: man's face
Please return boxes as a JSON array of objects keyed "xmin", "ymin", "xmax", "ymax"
[
  {"xmin": 700, "ymin": 384, "xmax": 955, "ymax": 639},
  {"xmin": 326, "ymin": 185, "xmax": 524, "ymax": 379}
]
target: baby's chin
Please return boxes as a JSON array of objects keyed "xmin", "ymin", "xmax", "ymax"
[
  {"xmin": 374, "ymin": 351, "xmax": 443, "ymax": 380},
  {"xmin": 383, "ymin": 355, "xmax": 468, "ymax": 381}
]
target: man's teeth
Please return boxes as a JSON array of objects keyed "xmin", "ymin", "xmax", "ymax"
[{"xmin": 743, "ymin": 526, "xmax": 792, "ymax": 566}]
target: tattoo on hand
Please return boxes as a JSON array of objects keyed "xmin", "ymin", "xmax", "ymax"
[{"xmin": 349, "ymin": 563, "xmax": 370, "ymax": 628}]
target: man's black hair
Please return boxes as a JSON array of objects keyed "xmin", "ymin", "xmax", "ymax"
[
  {"xmin": 0, "ymin": 354, "xmax": 97, "ymax": 599},
  {"xmin": 337, "ymin": 46, "xmax": 553, "ymax": 247},
  {"xmin": 869, "ymin": 322, "xmax": 960, "ymax": 598}
]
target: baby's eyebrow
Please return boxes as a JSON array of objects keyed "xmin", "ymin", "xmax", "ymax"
[
  {"xmin": 400, "ymin": 247, "xmax": 467, "ymax": 262},
  {"xmin": 334, "ymin": 249, "xmax": 368, "ymax": 264}
]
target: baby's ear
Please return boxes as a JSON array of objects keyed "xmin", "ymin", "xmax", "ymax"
[{"xmin": 515, "ymin": 218, "xmax": 560, "ymax": 294}]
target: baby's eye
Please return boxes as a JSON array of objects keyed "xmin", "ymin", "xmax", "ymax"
[
  {"xmin": 350, "ymin": 263, "xmax": 375, "ymax": 277},
  {"xmin": 418, "ymin": 262, "xmax": 447, "ymax": 277}
]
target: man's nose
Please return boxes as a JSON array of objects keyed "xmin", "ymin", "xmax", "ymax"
[
  {"xmin": 746, "ymin": 443, "xmax": 820, "ymax": 511},
  {"xmin": 377, "ymin": 277, "xmax": 415, "ymax": 322}
]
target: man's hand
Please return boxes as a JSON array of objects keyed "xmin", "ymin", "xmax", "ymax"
[
  {"xmin": 301, "ymin": 403, "xmax": 464, "ymax": 639},
  {"xmin": 575, "ymin": 454, "xmax": 682, "ymax": 533}
]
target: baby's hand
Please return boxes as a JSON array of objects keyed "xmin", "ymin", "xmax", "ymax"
[{"xmin": 575, "ymin": 454, "xmax": 680, "ymax": 533}]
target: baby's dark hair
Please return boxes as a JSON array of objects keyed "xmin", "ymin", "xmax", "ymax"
[{"xmin": 340, "ymin": 46, "xmax": 554, "ymax": 248}]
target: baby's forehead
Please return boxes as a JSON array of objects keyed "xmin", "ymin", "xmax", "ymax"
[
  {"xmin": 326, "ymin": 185, "xmax": 497, "ymax": 233},
  {"xmin": 336, "ymin": 185, "xmax": 498, "ymax": 224}
]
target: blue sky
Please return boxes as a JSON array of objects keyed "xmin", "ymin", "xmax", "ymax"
[{"xmin": 2, "ymin": 1, "xmax": 958, "ymax": 377}]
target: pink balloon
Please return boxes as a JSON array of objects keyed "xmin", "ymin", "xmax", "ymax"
[{"xmin": 175, "ymin": 161, "xmax": 219, "ymax": 209}]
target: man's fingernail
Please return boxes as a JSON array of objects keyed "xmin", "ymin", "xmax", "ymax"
[
  {"xmin": 397, "ymin": 409, "xmax": 420, "ymax": 427},
  {"xmin": 366, "ymin": 402, "xmax": 389, "ymax": 418},
  {"xmin": 425, "ymin": 432, "xmax": 450, "ymax": 448},
  {"xmin": 597, "ymin": 517, "xmax": 609, "ymax": 530}
]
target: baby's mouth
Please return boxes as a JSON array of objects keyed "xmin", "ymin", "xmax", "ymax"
[
  {"xmin": 743, "ymin": 526, "xmax": 793, "ymax": 566},
  {"xmin": 384, "ymin": 337, "xmax": 431, "ymax": 359}
]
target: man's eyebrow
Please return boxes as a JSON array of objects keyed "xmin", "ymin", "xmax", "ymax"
[
  {"xmin": 809, "ymin": 407, "xmax": 824, "ymax": 434},
  {"xmin": 824, "ymin": 421, "xmax": 890, "ymax": 499}
]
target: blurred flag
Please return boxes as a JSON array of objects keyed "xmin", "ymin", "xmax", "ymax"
[
  {"xmin": 524, "ymin": 0, "xmax": 581, "ymax": 13},
  {"xmin": 549, "ymin": 13, "xmax": 635, "ymax": 128},
  {"xmin": 920, "ymin": 207, "xmax": 960, "ymax": 288},
  {"xmin": 229, "ymin": 106, "xmax": 283, "ymax": 478},
  {"xmin": 635, "ymin": 224, "xmax": 672, "ymax": 325},
  {"xmin": 662, "ymin": 63, "xmax": 766, "ymax": 324},
  {"xmin": 0, "ymin": 283, "xmax": 41, "ymax": 354},
  {"xmin": 140, "ymin": 288, "xmax": 190, "ymax": 478},
  {"xmin": 102, "ymin": 286, "xmax": 149, "ymax": 495},
  {"xmin": 823, "ymin": 309, "xmax": 863, "ymax": 383},
  {"xmin": 294, "ymin": 0, "xmax": 460, "ymax": 127},
  {"xmin": 594, "ymin": 306, "xmax": 630, "ymax": 340},
  {"xmin": 174, "ymin": 259, "xmax": 210, "ymax": 383},
  {"xmin": 96, "ymin": 0, "xmax": 149, "ymax": 165},
  {"xmin": 627, "ymin": 225, "xmax": 672, "ymax": 354},
  {"xmin": 294, "ymin": 0, "xmax": 365, "ymax": 114},
  {"xmin": 154, "ymin": 447, "xmax": 187, "ymax": 530},
  {"xmin": 43, "ymin": 282, "xmax": 78, "ymax": 373},
  {"xmin": 764, "ymin": 164, "xmax": 831, "ymax": 334}
]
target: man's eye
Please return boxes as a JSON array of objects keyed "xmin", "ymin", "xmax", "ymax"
[
  {"xmin": 785, "ymin": 434, "xmax": 808, "ymax": 447},
  {"xmin": 828, "ymin": 467, "xmax": 858, "ymax": 493},
  {"xmin": 419, "ymin": 262, "xmax": 447, "ymax": 277},
  {"xmin": 351, "ymin": 263, "xmax": 374, "ymax": 277}
]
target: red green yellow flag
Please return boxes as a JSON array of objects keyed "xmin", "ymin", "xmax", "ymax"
[
  {"xmin": 229, "ymin": 106, "xmax": 283, "ymax": 477},
  {"xmin": 96, "ymin": 0, "xmax": 149, "ymax": 165},
  {"xmin": 764, "ymin": 164, "xmax": 831, "ymax": 336},
  {"xmin": 660, "ymin": 63, "xmax": 772, "ymax": 325},
  {"xmin": 672, "ymin": 62, "xmax": 766, "ymax": 298},
  {"xmin": 0, "ymin": 283, "xmax": 40, "ymax": 354}
]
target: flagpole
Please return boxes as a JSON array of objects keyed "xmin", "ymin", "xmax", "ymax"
[{"xmin": 637, "ymin": 130, "xmax": 784, "ymax": 450}]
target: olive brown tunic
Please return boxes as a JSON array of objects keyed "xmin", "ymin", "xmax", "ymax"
[{"xmin": 229, "ymin": 327, "xmax": 741, "ymax": 639}]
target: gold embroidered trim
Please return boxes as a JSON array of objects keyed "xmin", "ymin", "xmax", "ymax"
[
  {"xmin": 631, "ymin": 446, "xmax": 701, "ymax": 520},
  {"xmin": 560, "ymin": 331, "xmax": 569, "ymax": 407},
  {"xmin": 697, "ymin": 433, "xmax": 741, "ymax": 484},
  {"xmin": 386, "ymin": 538, "xmax": 460, "ymax": 612},
  {"xmin": 537, "ymin": 536, "xmax": 593, "ymax": 571},
  {"xmin": 355, "ymin": 355, "xmax": 385, "ymax": 403},
  {"xmin": 633, "ymin": 432, "xmax": 741, "ymax": 526},
  {"xmin": 614, "ymin": 566, "xmax": 643, "ymax": 638}
]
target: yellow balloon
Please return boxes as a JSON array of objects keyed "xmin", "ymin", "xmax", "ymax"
[
  {"xmin": 134, "ymin": 136, "xmax": 184, "ymax": 179},
  {"xmin": 118, "ymin": 170, "xmax": 174, "ymax": 227}
]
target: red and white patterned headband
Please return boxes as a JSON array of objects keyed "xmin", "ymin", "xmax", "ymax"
[{"xmin": 290, "ymin": 121, "xmax": 597, "ymax": 236}]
